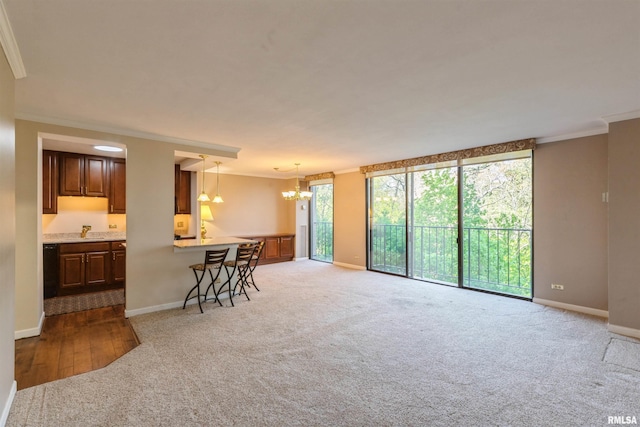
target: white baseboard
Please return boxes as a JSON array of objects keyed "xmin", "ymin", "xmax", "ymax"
[
  {"xmin": 125, "ymin": 292, "xmax": 232, "ymax": 318},
  {"xmin": 533, "ymin": 298, "xmax": 609, "ymax": 319},
  {"xmin": 332, "ymin": 261, "xmax": 366, "ymax": 271},
  {"xmin": 14, "ymin": 311, "xmax": 45, "ymax": 339},
  {"xmin": 608, "ymin": 324, "xmax": 640, "ymax": 340},
  {"xmin": 0, "ymin": 381, "xmax": 17, "ymax": 427},
  {"xmin": 294, "ymin": 257, "xmax": 309, "ymax": 261}
]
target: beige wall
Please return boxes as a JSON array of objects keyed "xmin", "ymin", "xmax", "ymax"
[
  {"xmin": 43, "ymin": 197, "xmax": 127, "ymax": 233},
  {"xmin": 333, "ymin": 171, "xmax": 366, "ymax": 268},
  {"xmin": 200, "ymin": 173, "xmax": 294, "ymax": 237},
  {"xmin": 533, "ymin": 135, "xmax": 609, "ymax": 310},
  {"xmin": 0, "ymin": 54, "xmax": 16, "ymax": 421},
  {"xmin": 608, "ymin": 118, "xmax": 640, "ymax": 331}
]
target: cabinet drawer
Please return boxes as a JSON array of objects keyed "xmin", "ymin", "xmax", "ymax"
[
  {"xmin": 59, "ymin": 242, "xmax": 111, "ymax": 254},
  {"xmin": 111, "ymin": 240, "xmax": 126, "ymax": 250}
]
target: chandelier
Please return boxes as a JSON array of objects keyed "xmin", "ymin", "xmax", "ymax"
[{"xmin": 281, "ymin": 163, "xmax": 312, "ymax": 201}]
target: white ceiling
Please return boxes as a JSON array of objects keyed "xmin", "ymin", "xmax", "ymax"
[{"xmin": 5, "ymin": 0, "xmax": 640, "ymax": 178}]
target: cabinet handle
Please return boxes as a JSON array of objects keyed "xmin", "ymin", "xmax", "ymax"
[
  {"xmin": 113, "ymin": 253, "xmax": 115, "ymax": 261},
  {"xmin": 110, "ymin": 205, "xmax": 113, "ymax": 212}
]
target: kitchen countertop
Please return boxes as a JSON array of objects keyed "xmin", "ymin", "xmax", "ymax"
[
  {"xmin": 173, "ymin": 236, "xmax": 256, "ymax": 249},
  {"xmin": 43, "ymin": 232, "xmax": 127, "ymax": 244}
]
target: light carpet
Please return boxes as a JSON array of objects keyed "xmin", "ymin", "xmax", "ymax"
[{"xmin": 8, "ymin": 261, "xmax": 640, "ymax": 426}]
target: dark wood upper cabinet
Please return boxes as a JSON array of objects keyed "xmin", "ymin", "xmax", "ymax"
[
  {"xmin": 59, "ymin": 152, "xmax": 84, "ymax": 196},
  {"xmin": 59, "ymin": 152, "xmax": 108, "ymax": 197},
  {"xmin": 175, "ymin": 164, "xmax": 191, "ymax": 214},
  {"xmin": 109, "ymin": 158, "xmax": 126, "ymax": 213},
  {"xmin": 42, "ymin": 150, "xmax": 58, "ymax": 214},
  {"xmin": 84, "ymin": 155, "xmax": 109, "ymax": 197}
]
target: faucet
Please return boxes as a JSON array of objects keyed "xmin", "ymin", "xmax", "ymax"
[{"xmin": 81, "ymin": 225, "xmax": 91, "ymax": 238}]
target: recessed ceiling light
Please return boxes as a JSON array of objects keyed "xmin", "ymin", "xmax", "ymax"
[{"xmin": 94, "ymin": 145, "xmax": 124, "ymax": 152}]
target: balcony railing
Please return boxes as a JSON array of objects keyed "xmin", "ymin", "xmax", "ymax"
[
  {"xmin": 371, "ymin": 224, "xmax": 532, "ymax": 297},
  {"xmin": 311, "ymin": 221, "xmax": 333, "ymax": 262}
]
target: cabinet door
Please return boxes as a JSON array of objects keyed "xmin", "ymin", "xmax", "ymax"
[
  {"xmin": 84, "ymin": 155, "xmax": 108, "ymax": 197},
  {"xmin": 111, "ymin": 241, "xmax": 126, "ymax": 285},
  {"xmin": 174, "ymin": 165, "xmax": 191, "ymax": 214},
  {"xmin": 280, "ymin": 235, "xmax": 295, "ymax": 258},
  {"xmin": 86, "ymin": 250, "xmax": 110, "ymax": 286},
  {"xmin": 59, "ymin": 153, "xmax": 84, "ymax": 196},
  {"xmin": 42, "ymin": 150, "xmax": 58, "ymax": 214},
  {"xmin": 59, "ymin": 253, "xmax": 85, "ymax": 290},
  {"xmin": 109, "ymin": 158, "xmax": 126, "ymax": 213},
  {"xmin": 264, "ymin": 237, "xmax": 280, "ymax": 259}
]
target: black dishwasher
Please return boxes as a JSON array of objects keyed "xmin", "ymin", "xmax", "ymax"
[{"xmin": 43, "ymin": 243, "xmax": 59, "ymax": 299}]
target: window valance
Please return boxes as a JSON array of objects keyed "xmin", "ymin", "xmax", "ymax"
[
  {"xmin": 360, "ymin": 138, "xmax": 536, "ymax": 175},
  {"xmin": 304, "ymin": 171, "xmax": 335, "ymax": 183}
]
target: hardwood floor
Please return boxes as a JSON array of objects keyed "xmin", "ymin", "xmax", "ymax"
[{"xmin": 15, "ymin": 305, "xmax": 139, "ymax": 390}]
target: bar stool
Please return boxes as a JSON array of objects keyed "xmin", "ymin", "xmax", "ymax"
[
  {"xmin": 242, "ymin": 240, "xmax": 264, "ymax": 291},
  {"xmin": 215, "ymin": 244, "xmax": 256, "ymax": 306},
  {"xmin": 183, "ymin": 248, "xmax": 229, "ymax": 313}
]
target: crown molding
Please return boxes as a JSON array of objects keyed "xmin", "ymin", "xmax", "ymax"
[
  {"xmin": 0, "ymin": 0, "xmax": 26, "ymax": 79},
  {"xmin": 602, "ymin": 110, "xmax": 640, "ymax": 124},
  {"xmin": 16, "ymin": 112, "xmax": 241, "ymax": 156},
  {"xmin": 536, "ymin": 126, "xmax": 608, "ymax": 144}
]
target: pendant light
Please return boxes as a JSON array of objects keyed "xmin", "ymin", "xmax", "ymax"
[
  {"xmin": 282, "ymin": 163, "xmax": 313, "ymax": 201},
  {"xmin": 196, "ymin": 154, "xmax": 210, "ymax": 202},
  {"xmin": 212, "ymin": 161, "xmax": 224, "ymax": 203}
]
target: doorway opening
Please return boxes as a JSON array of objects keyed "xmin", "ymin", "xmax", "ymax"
[{"xmin": 310, "ymin": 182, "xmax": 334, "ymax": 263}]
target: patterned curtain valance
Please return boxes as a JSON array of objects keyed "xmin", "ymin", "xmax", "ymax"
[
  {"xmin": 304, "ymin": 171, "xmax": 335, "ymax": 182},
  {"xmin": 359, "ymin": 138, "xmax": 536, "ymax": 174}
]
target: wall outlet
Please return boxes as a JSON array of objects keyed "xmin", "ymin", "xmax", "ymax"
[
  {"xmin": 551, "ymin": 283, "xmax": 564, "ymax": 290},
  {"xmin": 109, "ymin": 224, "xmax": 117, "ymax": 229},
  {"xmin": 177, "ymin": 221, "xmax": 184, "ymax": 227}
]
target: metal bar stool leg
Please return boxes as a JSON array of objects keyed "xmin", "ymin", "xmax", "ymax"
[{"xmin": 183, "ymin": 268, "xmax": 206, "ymax": 313}]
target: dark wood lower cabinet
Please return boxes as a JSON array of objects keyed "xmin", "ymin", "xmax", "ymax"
[
  {"xmin": 58, "ymin": 241, "xmax": 125, "ymax": 296},
  {"xmin": 241, "ymin": 234, "xmax": 295, "ymax": 264},
  {"xmin": 111, "ymin": 241, "xmax": 126, "ymax": 285}
]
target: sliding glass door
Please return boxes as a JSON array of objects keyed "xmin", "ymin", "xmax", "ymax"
[
  {"xmin": 310, "ymin": 183, "xmax": 334, "ymax": 262},
  {"xmin": 369, "ymin": 173, "xmax": 407, "ymax": 275},
  {"xmin": 368, "ymin": 156, "xmax": 532, "ymax": 299},
  {"xmin": 462, "ymin": 159, "xmax": 532, "ymax": 297},
  {"xmin": 410, "ymin": 168, "xmax": 459, "ymax": 285}
]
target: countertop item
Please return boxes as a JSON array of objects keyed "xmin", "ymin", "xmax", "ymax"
[
  {"xmin": 43, "ymin": 232, "xmax": 127, "ymax": 244},
  {"xmin": 173, "ymin": 236, "xmax": 256, "ymax": 249}
]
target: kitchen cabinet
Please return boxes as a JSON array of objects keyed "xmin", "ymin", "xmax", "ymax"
[
  {"xmin": 240, "ymin": 234, "xmax": 295, "ymax": 264},
  {"xmin": 59, "ymin": 152, "xmax": 109, "ymax": 197},
  {"xmin": 111, "ymin": 241, "xmax": 126, "ymax": 285},
  {"xmin": 175, "ymin": 164, "xmax": 192, "ymax": 214},
  {"xmin": 58, "ymin": 241, "xmax": 125, "ymax": 296},
  {"xmin": 59, "ymin": 242, "xmax": 111, "ymax": 295},
  {"xmin": 42, "ymin": 150, "xmax": 58, "ymax": 214},
  {"xmin": 109, "ymin": 158, "xmax": 126, "ymax": 213}
]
